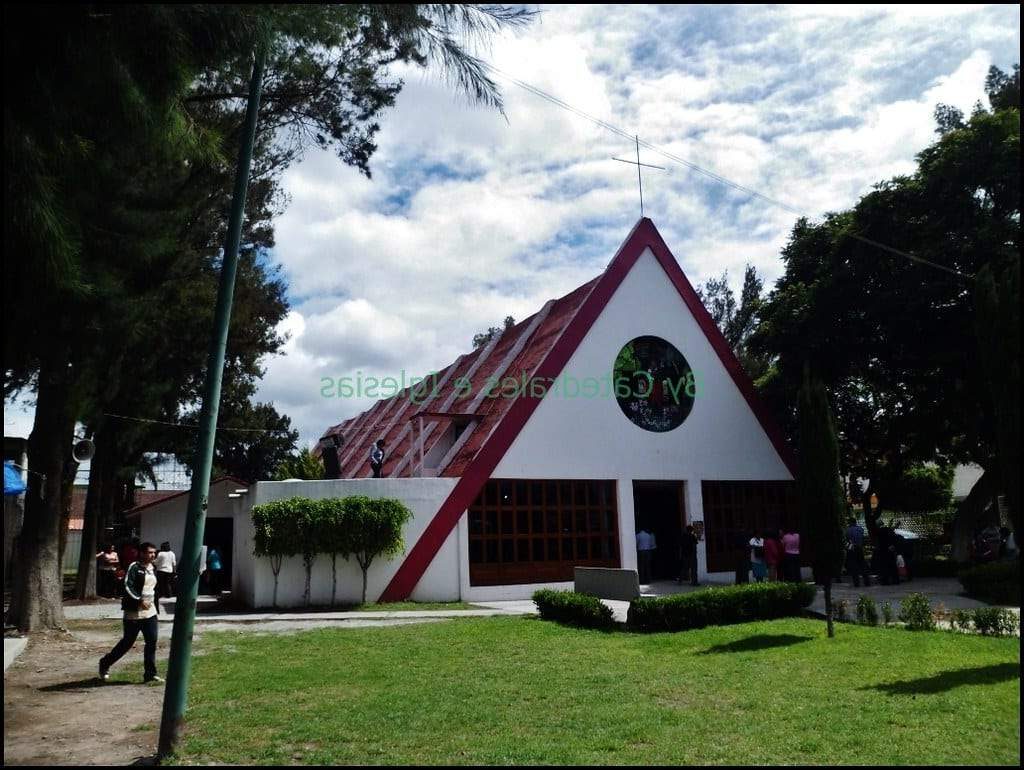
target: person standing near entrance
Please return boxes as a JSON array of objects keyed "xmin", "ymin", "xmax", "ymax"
[
  {"xmin": 95, "ymin": 543, "xmax": 120, "ymax": 598},
  {"xmin": 206, "ymin": 546, "xmax": 223, "ymax": 595},
  {"xmin": 369, "ymin": 439, "xmax": 386, "ymax": 478},
  {"xmin": 764, "ymin": 529, "xmax": 783, "ymax": 581},
  {"xmin": 636, "ymin": 528, "xmax": 656, "ymax": 584},
  {"xmin": 781, "ymin": 526, "xmax": 801, "ymax": 582},
  {"xmin": 99, "ymin": 541, "xmax": 163, "ymax": 684},
  {"xmin": 677, "ymin": 524, "xmax": 699, "ymax": 586},
  {"xmin": 154, "ymin": 541, "xmax": 177, "ymax": 612},
  {"xmin": 844, "ymin": 517, "xmax": 870, "ymax": 587},
  {"xmin": 749, "ymin": 533, "xmax": 767, "ymax": 582}
]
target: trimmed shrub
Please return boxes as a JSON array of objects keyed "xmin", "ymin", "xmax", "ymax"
[
  {"xmin": 856, "ymin": 595, "xmax": 879, "ymax": 626},
  {"xmin": 950, "ymin": 608, "xmax": 973, "ymax": 632},
  {"xmin": 958, "ymin": 560, "xmax": 1020, "ymax": 606},
  {"xmin": 970, "ymin": 607, "xmax": 1018, "ymax": 637},
  {"xmin": 533, "ymin": 589, "xmax": 616, "ymax": 630},
  {"xmin": 626, "ymin": 582, "xmax": 817, "ymax": 632},
  {"xmin": 881, "ymin": 601, "xmax": 894, "ymax": 625},
  {"xmin": 898, "ymin": 593, "xmax": 935, "ymax": 631}
]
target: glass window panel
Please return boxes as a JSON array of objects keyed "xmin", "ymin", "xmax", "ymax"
[
  {"xmin": 575, "ymin": 511, "xmax": 587, "ymax": 533},
  {"xmin": 501, "ymin": 511, "xmax": 514, "ymax": 535},
  {"xmin": 516, "ymin": 510, "xmax": 528, "ymax": 535},
  {"xmin": 546, "ymin": 511, "xmax": 559, "ymax": 534},
  {"xmin": 485, "ymin": 511, "xmax": 498, "ymax": 534},
  {"xmin": 607, "ymin": 537, "xmax": 618, "ymax": 560},
  {"xmin": 592, "ymin": 536, "xmax": 604, "ymax": 558},
  {"xmin": 502, "ymin": 539, "xmax": 514, "ymax": 563},
  {"xmin": 561, "ymin": 511, "xmax": 573, "ymax": 535},
  {"xmin": 468, "ymin": 540, "xmax": 482, "ymax": 563},
  {"xmin": 562, "ymin": 538, "xmax": 574, "ymax": 560},
  {"xmin": 499, "ymin": 480, "xmax": 513, "ymax": 507},
  {"xmin": 469, "ymin": 511, "xmax": 483, "ymax": 535},
  {"xmin": 532, "ymin": 510, "xmax": 543, "ymax": 534},
  {"xmin": 548, "ymin": 539, "xmax": 559, "ymax": 560},
  {"xmin": 484, "ymin": 481, "xmax": 497, "ymax": 506},
  {"xmin": 576, "ymin": 537, "xmax": 588, "ymax": 559},
  {"xmin": 573, "ymin": 481, "xmax": 587, "ymax": 505},
  {"xmin": 533, "ymin": 538, "xmax": 546, "ymax": 561},
  {"xmin": 515, "ymin": 482, "xmax": 527, "ymax": 506},
  {"xmin": 588, "ymin": 510, "xmax": 601, "ymax": 532},
  {"xmin": 518, "ymin": 540, "xmax": 531, "ymax": 562},
  {"xmin": 531, "ymin": 482, "xmax": 542, "ymax": 506},
  {"xmin": 544, "ymin": 481, "xmax": 557, "ymax": 505},
  {"xmin": 604, "ymin": 510, "xmax": 615, "ymax": 532},
  {"xmin": 559, "ymin": 481, "xmax": 572, "ymax": 505},
  {"xmin": 485, "ymin": 540, "xmax": 498, "ymax": 563}
]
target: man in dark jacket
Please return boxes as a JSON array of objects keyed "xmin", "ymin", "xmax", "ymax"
[
  {"xmin": 99, "ymin": 542, "xmax": 163, "ymax": 684},
  {"xmin": 677, "ymin": 525, "xmax": 700, "ymax": 586}
]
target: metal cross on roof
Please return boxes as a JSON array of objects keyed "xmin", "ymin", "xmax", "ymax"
[{"xmin": 613, "ymin": 135, "xmax": 665, "ymax": 218}]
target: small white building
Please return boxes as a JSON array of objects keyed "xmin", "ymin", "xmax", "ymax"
[{"xmin": 138, "ymin": 219, "xmax": 799, "ymax": 607}]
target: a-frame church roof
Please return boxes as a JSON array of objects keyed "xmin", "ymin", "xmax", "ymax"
[{"xmin": 320, "ymin": 218, "xmax": 796, "ymax": 601}]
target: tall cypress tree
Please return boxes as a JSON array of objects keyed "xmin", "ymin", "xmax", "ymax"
[{"xmin": 798, "ymin": 365, "xmax": 847, "ymax": 638}]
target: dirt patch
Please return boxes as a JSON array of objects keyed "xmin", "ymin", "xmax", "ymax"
[{"xmin": 3, "ymin": 626, "xmax": 167, "ymax": 766}]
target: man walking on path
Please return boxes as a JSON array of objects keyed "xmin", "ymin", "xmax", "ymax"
[
  {"xmin": 845, "ymin": 517, "xmax": 870, "ymax": 587},
  {"xmin": 99, "ymin": 542, "xmax": 163, "ymax": 684}
]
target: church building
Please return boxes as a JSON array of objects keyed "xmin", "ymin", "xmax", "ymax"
[{"xmin": 247, "ymin": 217, "xmax": 799, "ymax": 605}]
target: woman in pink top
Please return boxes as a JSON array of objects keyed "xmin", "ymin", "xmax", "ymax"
[
  {"xmin": 781, "ymin": 528, "xmax": 801, "ymax": 582},
  {"xmin": 763, "ymin": 530, "xmax": 783, "ymax": 582}
]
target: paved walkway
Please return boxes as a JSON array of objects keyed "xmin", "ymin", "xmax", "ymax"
[{"xmin": 4, "ymin": 637, "xmax": 28, "ymax": 673}]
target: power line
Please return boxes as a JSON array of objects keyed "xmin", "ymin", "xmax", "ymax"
[
  {"xmin": 484, "ymin": 63, "xmax": 974, "ymax": 281},
  {"xmin": 103, "ymin": 412, "xmax": 293, "ymax": 434}
]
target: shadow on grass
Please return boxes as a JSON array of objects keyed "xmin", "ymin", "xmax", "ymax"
[
  {"xmin": 698, "ymin": 634, "xmax": 814, "ymax": 655},
  {"xmin": 39, "ymin": 678, "xmax": 136, "ymax": 692},
  {"xmin": 865, "ymin": 662, "xmax": 1020, "ymax": 696}
]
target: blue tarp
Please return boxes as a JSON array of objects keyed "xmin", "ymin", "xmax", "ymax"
[{"xmin": 4, "ymin": 460, "xmax": 27, "ymax": 496}]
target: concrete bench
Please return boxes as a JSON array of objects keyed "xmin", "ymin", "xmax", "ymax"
[{"xmin": 574, "ymin": 567, "xmax": 640, "ymax": 601}]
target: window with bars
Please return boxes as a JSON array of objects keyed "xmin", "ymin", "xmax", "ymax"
[
  {"xmin": 467, "ymin": 479, "xmax": 619, "ymax": 586},
  {"xmin": 701, "ymin": 480, "xmax": 799, "ymax": 572}
]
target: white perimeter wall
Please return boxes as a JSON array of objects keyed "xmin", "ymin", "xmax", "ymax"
[
  {"xmin": 238, "ymin": 478, "xmax": 458, "ymax": 608},
  {"xmin": 471, "ymin": 246, "xmax": 793, "ymax": 595}
]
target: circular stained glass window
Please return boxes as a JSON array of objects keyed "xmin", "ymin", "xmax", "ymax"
[{"xmin": 612, "ymin": 336, "xmax": 695, "ymax": 432}]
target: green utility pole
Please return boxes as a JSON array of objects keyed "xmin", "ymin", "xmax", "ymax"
[{"xmin": 158, "ymin": 44, "xmax": 266, "ymax": 759}]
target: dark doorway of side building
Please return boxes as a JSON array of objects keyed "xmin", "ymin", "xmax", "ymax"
[
  {"xmin": 202, "ymin": 517, "xmax": 233, "ymax": 595},
  {"xmin": 632, "ymin": 481, "xmax": 686, "ymax": 581}
]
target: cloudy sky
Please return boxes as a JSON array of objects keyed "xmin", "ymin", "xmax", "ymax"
[{"xmin": 4, "ymin": 4, "xmax": 1020, "ymax": 457}]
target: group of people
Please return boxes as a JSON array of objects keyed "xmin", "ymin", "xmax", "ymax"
[
  {"xmin": 971, "ymin": 524, "xmax": 1018, "ymax": 563},
  {"xmin": 740, "ymin": 527, "xmax": 803, "ymax": 584},
  {"xmin": 96, "ymin": 538, "xmax": 179, "ymax": 600}
]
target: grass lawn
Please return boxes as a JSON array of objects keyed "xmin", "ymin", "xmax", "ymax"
[{"xmin": 175, "ymin": 616, "xmax": 1020, "ymax": 765}]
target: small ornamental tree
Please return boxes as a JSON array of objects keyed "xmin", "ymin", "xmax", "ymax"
[
  {"xmin": 344, "ymin": 496, "xmax": 413, "ymax": 604},
  {"xmin": 251, "ymin": 498, "xmax": 303, "ymax": 608},
  {"xmin": 798, "ymin": 365, "xmax": 847, "ymax": 638},
  {"xmin": 318, "ymin": 498, "xmax": 351, "ymax": 607},
  {"xmin": 294, "ymin": 498, "xmax": 321, "ymax": 607}
]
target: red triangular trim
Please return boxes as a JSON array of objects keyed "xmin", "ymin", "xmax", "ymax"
[{"xmin": 379, "ymin": 218, "xmax": 796, "ymax": 601}]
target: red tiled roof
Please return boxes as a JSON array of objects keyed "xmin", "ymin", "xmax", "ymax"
[{"xmin": 319, "ymin": 275, "xmax": 600, "ymax": 480}]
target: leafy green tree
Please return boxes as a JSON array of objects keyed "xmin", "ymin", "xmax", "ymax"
[
  {"xmin": 696, "ymin": 265, "xmax": 768, "ymax": 379},
  {"xmin": 473, "ymin": 315, "xmax": 516, "ymax": 349},
  {"xmin": 275, "ymin": 447, "xmax": 327, "ymax": 481},
  {"xmin": 751, "ymin": 64, "xmax": 1020, "ymax": 545},
  {"xmin": 797, "ymin": 367, "xmax": 846, "ymax": 638},
  {"xmin": 317, "ymin": 498, "xmax": 351, "ymax": 607},
  {"xmin": 251, "ymin": 498, "xmax": 303, "ymax": 608},
  {"xmin": 344, "ymin": 496, "xmax": 413, "ymax": 604},
  {"xmin": 5, "ymin": 5, "xmax": 531, "ymax": 629}
]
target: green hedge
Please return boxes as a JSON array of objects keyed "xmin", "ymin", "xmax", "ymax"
[
  {"xmin": 532, "ymin": 589, "xmax": 616, "ymax": 630},
  {"xmin": 627, "ymin": 582, "xmax": 817, "ymax": 632},
  {"xmin": 958, "ymin": 560, "xmax": 1020, "ymax": 605}
]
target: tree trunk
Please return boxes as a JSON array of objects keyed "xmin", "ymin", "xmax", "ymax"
[
  {"xmin": 360, "ymin": 565, "xmax": 368, "ymax": 605},
  {"xmin": 271, "ymin": 556, "xmax": 282, "ymax": 608},
  {"xmin": 11, "ymin": 351, "xmax": 77, "ymax": 631},
  {"xmin": 330, "ymin": 552, "xmax": 337, "ymax": 608},
  {"xmin": 823, "ymin": 580, "xmax": 835, "ymax": 638},
  {"xmin": 303, "ymin": 554, "xmax": 315, "ymax": 607},
  {"xmin": 74, "ymin": 430, "xmax": 108, "ymax": 600}
]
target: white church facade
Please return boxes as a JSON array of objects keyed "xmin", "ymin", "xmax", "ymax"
[{"xmin": 137, "ymin": 219, "xmax": 800, "ymax": 607}]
